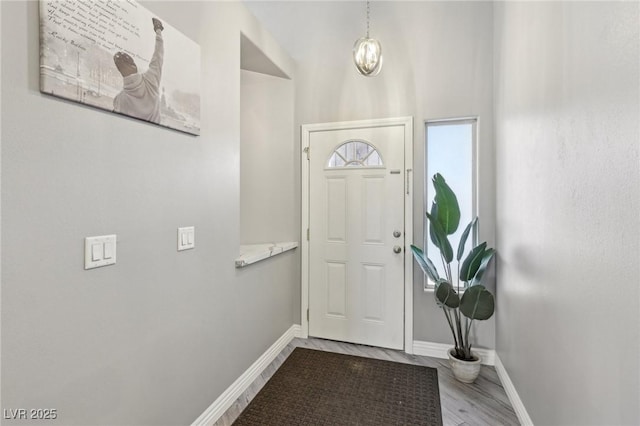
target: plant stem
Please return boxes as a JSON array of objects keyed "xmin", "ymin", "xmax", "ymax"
[
  {"xmin": 454, "ymin": 309, "xmax": 464, "ymax": 356},
  {"xmin": 442, "ymin": 308, "xmax": 459, "ymax": 349},
  {"xmin": 465, "ymin": 317, "xmax": 473, "ymax": 352},
  {"xmin": 439, "ymin": 252, "xmax": 448, "ymax": 282}
]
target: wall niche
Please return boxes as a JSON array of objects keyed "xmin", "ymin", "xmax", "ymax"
[{"xmin": 237, "ymin": 34, "xmax": 297, "ymax": 267}]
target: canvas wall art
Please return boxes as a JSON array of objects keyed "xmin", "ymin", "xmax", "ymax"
[{"xmin": 39, "ymin": 0, "xmax": 201, "ymax": 135}]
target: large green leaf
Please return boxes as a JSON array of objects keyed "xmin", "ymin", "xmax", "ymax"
[
  {"xmin": 426, "ymin": 212, "xmax": 453, "ymax": 263},
  {"xmin": 434, "ymin": 280, "xmax": 460, "ymax": 309},
  {"xmin": 428, "ymin": 203, "xmax": 440, "ymax": 248},
  {"xmin": 459, "ymin": 242, "xmax": 487, "ymax": 282},
  {"xmin": 432, "ymin": 174, "xmax": 461, "ymax": 235},
  {"xmin": 457, "ymin": 217, "xmax": 478, "ymax": 261},
  {"xmin": 459, "ymin": 285, "xmax": 494, "ymax": 320},
  {"xmin": 410, "ymin": 245, "xmax": 440, "ymax": 283},
  {"xmin": 472, "ymin": 248, "xmax": 496, "ymax": 285}
]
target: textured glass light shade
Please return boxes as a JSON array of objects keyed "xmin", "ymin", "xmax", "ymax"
[{"xmin": 353, "ymin": 37, "xmax": 383, "ymax": 77}]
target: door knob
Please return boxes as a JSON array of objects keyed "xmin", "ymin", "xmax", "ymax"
[
  {"xmin": 393, "ymin": 230, "xmax": 402, "ymax": 238},
  {"xmin": 393, "ymin": 245, "xmax": 402, "ymax": 254}
]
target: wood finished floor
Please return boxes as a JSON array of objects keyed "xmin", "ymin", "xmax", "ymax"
[{"xmin": 214, "ymin": 337, "xmax": 520, "ymax": 426}]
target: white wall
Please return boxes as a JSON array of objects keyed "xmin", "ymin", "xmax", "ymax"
[
  {"xmin": 0, "ymin": 1, "xmax": 298, "ymax": 425},
  {"xmin": 288, "ymin": 1, "xmax": 496, "ymax": 348},
  {"xmin": 494, "ymin": 2, "xmax": 640, "ymax": 424}
]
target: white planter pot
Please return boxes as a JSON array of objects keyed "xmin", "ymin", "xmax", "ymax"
[{"xmin": 447, "ymin": 349, "xmax": 482, "ymax": 383}]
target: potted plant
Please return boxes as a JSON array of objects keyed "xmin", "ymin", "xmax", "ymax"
[{"xmin": 411, "ymin": 173, "xmax": 496, "ymax": 383}]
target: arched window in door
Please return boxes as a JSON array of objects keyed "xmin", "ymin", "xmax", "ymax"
[{"xmin": 326, "ymin": 140, "xmax": 384, "ymax": 168}]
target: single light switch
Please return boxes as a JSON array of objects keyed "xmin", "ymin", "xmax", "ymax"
[
  {"xmin": 103, "ymin": 241, "xmax": 113, "ymax": 259},
  {"xmin": 85, "ymin": 235, "xmax": 117, "ymax": 270},
  {"xmin": 178, "ymin": 226, "xmax": 195, "ymax": 251},
  {"xmin": 91, "ymin": 243, "xmax": 103, "ymax": 261}
]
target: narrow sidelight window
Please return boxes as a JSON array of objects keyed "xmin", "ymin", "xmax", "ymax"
[{"xmin": 424, "ymin": 118, "xmax": 477, "ymax": 289}]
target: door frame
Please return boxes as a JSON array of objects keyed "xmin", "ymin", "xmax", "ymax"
[{"xmin": 301, "ymin": 116, "xmax": 414, "ymax": 353}]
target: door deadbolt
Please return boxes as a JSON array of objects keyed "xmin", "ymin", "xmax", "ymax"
[
  {"xmin": 393, "ymin": 246, "xmax": 402, "ymax": 254},
  {"xmin": 393, "ymin": 230, "xmax": 402, "ymax": 238}
]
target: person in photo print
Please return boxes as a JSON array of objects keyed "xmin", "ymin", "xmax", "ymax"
[{"xmin": 113, "ymin": 18, "xmax": 164, "ymax": 123}]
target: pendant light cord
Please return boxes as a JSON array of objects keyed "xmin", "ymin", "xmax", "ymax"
[{"xmin": 366, "ymin": 1, "xmax": 370, "ymax": 38}]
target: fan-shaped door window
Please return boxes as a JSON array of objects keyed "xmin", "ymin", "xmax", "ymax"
[{"xmin": 326, "ymin": 140, "xmax": 384, "ymax": 168}]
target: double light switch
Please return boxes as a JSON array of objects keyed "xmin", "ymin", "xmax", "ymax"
[
  {"xmin": 178, "ymin": 226, "xmax": 195, "ymax": 251},
  {"xmin": 85, "ymin": 235, "xmax": 117, "ymax": 269}
]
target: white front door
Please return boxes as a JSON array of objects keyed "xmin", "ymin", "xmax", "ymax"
[{"xmin": 308, "ymin": 124, "xmax": 406, "ymax": 350}]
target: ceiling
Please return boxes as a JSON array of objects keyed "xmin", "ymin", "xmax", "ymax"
[{"xmin": 242, "ymin": 1, "xmax": 373, "ymax": 62}]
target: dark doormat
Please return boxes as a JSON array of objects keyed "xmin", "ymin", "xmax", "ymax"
[{"xmin": 232, "ymin": 347, "xmax": 443, "ymax": 425}]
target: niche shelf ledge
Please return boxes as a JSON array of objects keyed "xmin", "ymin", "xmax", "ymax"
[{"xmin": 235, "ymin": 242, "xmax": 298, "ymax": 268}]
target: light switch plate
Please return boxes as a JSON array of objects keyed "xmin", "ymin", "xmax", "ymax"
[
  {"xmin": 178, "ymin": 227, "xmax": 195, "ymax": 251},
  {"xmin": 85, "ymin": 235, "xmax": 116, "ymax": 269}
]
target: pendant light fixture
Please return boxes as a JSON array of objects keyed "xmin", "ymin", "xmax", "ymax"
[{"xmin": 352, "ymin": 0, "xmax": 383, "ymax": 77}]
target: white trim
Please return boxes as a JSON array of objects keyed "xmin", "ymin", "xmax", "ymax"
[
  {"xmin": 412, "ymin": 340, "xmax": 495, "ymax": 366},
  {"xmin": 403, "ymin": 117, "xmax": 414, "ymax": 353},
  {"xmin": 300, "ymin": 126, "xmax": 310, "ymax": 339},
  {"xmin": 191, "ymin": 324, "xmax": 302, "ymax": 426},
  {"xmin": 303, "ymin": 116, "xmax": 414, "ymax": 133},
  {"xmin": 0, "ymin": 1, "xmax": 3, "ymax": 411},
  {"xmin": 494, "ymin": 354, "xmax": 534, "ymax": 426},
  {"xmin": 300, "ymin": 117, "xmax": 414, "ymax": 352},
  {"xmin": 425, "ymin": 116, "xmax": 478, "ymax": 124}
]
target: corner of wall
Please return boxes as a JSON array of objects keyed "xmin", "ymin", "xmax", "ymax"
[{"xmin": 494, "ymin": 355, "xmax": 534, "ymax": 426}]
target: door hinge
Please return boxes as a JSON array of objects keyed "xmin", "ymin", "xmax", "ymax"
[
  {"xmin": 303, "ymin": 146, "xmax": 310, "ymax": 160},
  {"xmin": 307, "ymin": 308, "xmax": 309, "ymax": 321},
  {"xmin": 406, "ymin": 168, "xmax": 412, "ymax": 195},
  {"xmin": 307, "ymin": 228, "xmax": 310, "ymax": 241}
]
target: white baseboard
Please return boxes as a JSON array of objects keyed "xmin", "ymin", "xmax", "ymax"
[
  {"xmin": 191, "ymin": 324, "xmax": 302, "ymax": 426},
  {"xmin": 494, "ymin": 354, "xmax": 534, "ymax": 426},
  {"xmin": 412, "ymin": 340, "xmax": 495, "ymax": 366}
]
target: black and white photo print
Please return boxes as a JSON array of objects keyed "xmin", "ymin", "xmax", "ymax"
[{"xmin": 39, "ymin": 0, "xmax": 201, "ymax": 135}]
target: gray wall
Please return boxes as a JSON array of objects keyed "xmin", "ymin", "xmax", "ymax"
[
  {"xmin": 494, "ymin": 2, "xmax": 640, "ymax": 425},
  {"xmin": 240, "ymin": 68, "xmax": 300, "ymax": 323},
  {"xmin": 1, "ymin": 1, "xmax": 298, "ymax": 425},
  {"xmin": 287, "ymin": 1, "xmax": 496, "ymax": 348},
  {"xmin": 240, "ymin": 70, "xmax": 296, "ymax": 245}
]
